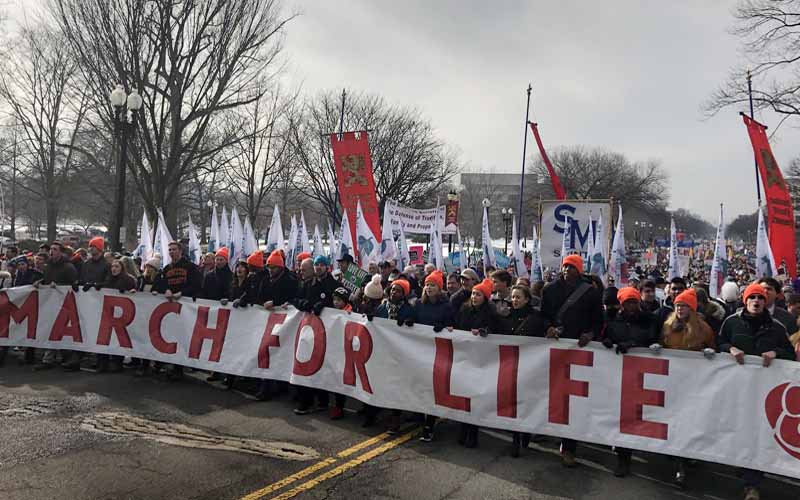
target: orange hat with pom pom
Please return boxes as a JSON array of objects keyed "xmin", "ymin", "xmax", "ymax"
[
  {"xmin": 674, "ymin": 288, "xmax": 698, "ymax": 312},
  {"xmin": 472, "ymin": 278, "xmax": 494, "ymax": 299},
  {"xmin": 266, "ymin": 250, "xmax": 284, "ymax": 268},
  {"xmin": 424, "ymin": 270, "xmax": 444, "ymax": 289},
  {"xmin": 246, "ymin": 252, "xmax": 264, "ymax": 269}
]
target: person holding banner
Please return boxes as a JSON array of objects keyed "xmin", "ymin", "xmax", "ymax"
[
  {"xmin": 718, "ymin": 282, "xmax": 796, "ymax": 500},
  {"xmin": 601, "ymin": 287, "xmax": 660, "ymax": 478},
  {"xmin": 453, "ymin": 278, "xmax": 497, "ymax": 449},
  {"xmin": 200, "ymin": 248, "xmax": 232, "ymax": 302},
  {"xmin": 756, "ymin": 277, "xmax": 798, "ymax": 336},
  {"xmin": 413, "ymin": 270, "xmax": 456, "ymax": 443},
  {"xmin": 540, "ymin": 254, "xmax": 603, "ymax": 467},
  {"xmin": 34, "ymin": 242, "xmax": 79, "ymax": 372}
]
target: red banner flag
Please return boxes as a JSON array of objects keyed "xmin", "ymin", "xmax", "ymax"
[
  {"xmin": 529, "ymin": 122, "xmax": 566, "ymax": 200},
  {"xmin": 742, "ymin": 114, "xmax": 797, "ymax": 278},
  {"xmin": 330, "ymin": 132, "xmax": 381, "ymax": 246}
]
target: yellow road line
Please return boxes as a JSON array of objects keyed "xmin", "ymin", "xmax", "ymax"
[
  {"xmin": 267, "ymin": 428, "xmax": 421, "ymax": 500},
  {"xmin": 239, "ymin": 457, "xmax": 337, "ymax": 500},
  {"xmin": 336, "ymin": 430, "xmax": 393, "ymax": 458}
]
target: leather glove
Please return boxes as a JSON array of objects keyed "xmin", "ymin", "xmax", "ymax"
[
  {"xmin": 118, "ymin": 286, "xmax": 127, "ymax": 294},
  {"xmin": 615, "ymin": 341, "xmax": 633, "ymax": 355},
  {"xmin": 232, "ymin": 299, "xmax": 241, "ymax": 308},
  {"xmin": 396, "ymin": 317, "xmax": 405, "ymax": 327},
  {"xmin": 577, "ymin": 333, "xmax": 592, "ymax": 347},
  {"xmin": 703, "ymin": 348, "xmax": 716, "ymax": 360},
  {"xmin": 432, "ymin": 323, "xmax": 444, "ymax": 333},
  {"xmin": 602, "ymin": 337, "xmax": 614, "ymax": 349},
  {"xmin": 49, "ymin": 282, "xmax": 57, "ymax": 289},
  {"xmin": 71, "ymin": 282, "xmax": 80, "ymax": 292},
  {"xmin": 404, "ymin": 318, "xmax": 414, "ymax": 328},
  {"xmin": 94, "ymin": 283, "xmax": 102, "ymax": 291},
  {"xmin": 366, "ymin": 313, "xmax": 374, "ymax": 321},
  {"xmin": 220, "ymin": 298, "xmax": 228, "ymax": 306},
  {"xmin": 649, "ymin": 343, "xmax": 662, "ymax": 355},
  {"xmin": 478, "ymin": 328, "xmax": 488, "ymax": 337},
  {"xmin": 239, "ymin": 297, "xmax": 249, "ymax": 308},
  {"xmin": 312, "ymin": 302, "xmax": 325, "ymax": 316}
]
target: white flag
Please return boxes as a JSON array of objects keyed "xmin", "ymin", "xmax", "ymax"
[
  {"xmin": 187, "ymin": 216, "xmax": 201, "ymax": 265},
  {"xmin": 511, "ymin": 216, "xmax": 527, "ymax": 279},
  {"xmin": 589, "ymin": 212, "xmax": 607, "ymax": 284},
  {"xmin": 135, "ymin": 211, "xmax": 153, "ymax": 270},
  {"xmin": 755, "ymin": 205, "xmax": 778, "ymax": 278},
  {"xmin": 208, "ymin": 205, "xmax": 219, "ymax": 253},
  {"xmin": 155, "ymin": 209, "xmax": 174, "ymax": 268},
  {"xmin": 299, "ymin": 211, "xmax": 311, "ymax": 255},
  {"xmin": 266, "ymin": 205, "xmax": 284, "ymax": 254},
  {"xmin": 380, "ymin": 201, "xmax": 398, "ymax": 262},
  {"xmin": 287, "ymin": 215, "xmax": 299, "ymax": 266},
  {"xmin": 243, "ymin": 216, "xmax": 259, "ymax": 256},
  {"xmin": 327, "ymin": 221, "xmax": 338, "ymax": 268},
  {"xmin": 709, "ymin": 205, "xmax": 728, "ymax": 298},
  {"xmin": 355, "ymin": 200, "xmax": 380, "ymax": 270},
  {"xmin": 429, "ymin": 213, "xmax": 444, "ymax": 271},
  {"xmin": 397, "ymin": 220, "xmax": 410, "ymax": 271},
  {"xmin": 667, "ymin": 217, "xmax": 680, "ymax": 280},
  {"xmin": 561, "ymin": 216, "xmax": 571, "ymax": 261},
  {"xmin": 456, "ymin": 227, "xmax": 466, "ymax": 269},
  {"xmin": 220, "ymin": 207, "xmax": 230, "ymax": 252},
  {"xmin": 337, "ymin": 209, "xmax": 355, "ymax": 262},
  {"xmin": 312, "ymin": 225, "xmax": 325, "ymax": 258},
  {"xmin": 481, "ymin": 206, "xmax": 496, "ymax": 270},
  {"xmin": 584, "ymin": 212, "xmax": 595, "ymax": 273},
  {"xmin": 608, "ymin": 205, "xmax": 627, "ymax": 286},
  {"xmin": 229, "ymin": 207, "xmax": 245, "ymax": 269},
  {"xmin": 531, "ymin": 225, "xmax": 544, "ymax": 282}
]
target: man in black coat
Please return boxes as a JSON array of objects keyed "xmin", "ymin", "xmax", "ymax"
[
  {"xmin": 152, "ymin": 242, "xmax": 202, "ymax": 380},
  {"xmin": 35, "ymin": 242, "xmax": 80, "ymax": 371},
  {"xmin": 201, "ymin": 249, "xmax": 233, "ymax": 301},
  {"xmin": 717, "ymin": 282, "xmax": 795, "ymax": 500},
  {"xmin": 80, "ymin": 237, "xmax": 110, "ymax": 286},
  {"xmin": 540, "ymin": 254, "xmax": 603, "ymax": 467},
  {"xmin": 757, "ymin": 277, "xmax": 798, "ymax": 336}
]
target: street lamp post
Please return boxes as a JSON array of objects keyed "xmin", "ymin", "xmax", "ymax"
[
  {"xmin": 501, "ymin": 207, "xmax": 513, "ymax": 254},
  {"xmin": 206, "ymin": 199, "xmax": 214, "ymax": 245},
  {"xmin": 109, "ymin": 84, "xmax": 142, "ymax": 252},
  {"xmin": 447, "ymin": 189, "xmax": 458, "ymax": 253}
]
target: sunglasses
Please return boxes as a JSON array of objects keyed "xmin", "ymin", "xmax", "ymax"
[{"xmin": 748, "ymin": 295, "xmax": 766, "ymax": 301}]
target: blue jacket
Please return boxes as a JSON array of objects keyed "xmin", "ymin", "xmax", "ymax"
[{"xmin": 413, "ymin": 297, "xmax": 455, "ymax": 328}]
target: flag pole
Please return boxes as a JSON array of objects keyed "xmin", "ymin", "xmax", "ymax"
[
  {"xmin": 517, "ymin": 84, "xmax": 532, "ymax": 235},
  {"xmin": 747, "ymin": 70, "xmax": 763, "ymax": 205}
]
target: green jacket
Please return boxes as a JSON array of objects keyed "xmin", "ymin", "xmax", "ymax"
[{"xmin": 717, "ymin": 310, "xmax": 795, "ymax": 360}]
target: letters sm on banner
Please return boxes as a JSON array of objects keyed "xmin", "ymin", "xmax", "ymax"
[
  {"xmin": 3, "ymin": 286, "xmax": 800, "ymax": 479},
  {"xmin": 539, "ymin": 200, "xmax": 613, "ymax": 270},
  {"xmin": 330, "ymin": 132, "xmax": 382, "ymax": 242}
]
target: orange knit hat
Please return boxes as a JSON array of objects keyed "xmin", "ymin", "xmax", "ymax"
[
  {"xmin": 742, "ymin": 283, "xmax": 767, "ymax": 302},
  {"xmin": 424, "ymin": 270, "xmax": 444, "ymax": 289},
  {"xmin": 89, "ymin": 237, "xmax": 104, "ymax": 252},
  {"xmin": 562, "ymin": 254, "xmax": 583, "ymax": 274},
  {"xmin": 674, "ymin": 288, "xmax": 697, "ymax": 312},
  {"xmin": 472, "ymin": 278, "xmax": 494, "ymax": 299},
  {"xmin": 215, "ymin": 247, "xmax": 229, "ymax": 261},
  {"xmin": 246, "ymin": 252, "xmax": 264, "ymax": 269},
  {"xmin": 266, "ymin": 250, "xmax": 284, "ymax": 268},
  {"xmin": 617, "ymin": 287, "xmax": 641, "ymax": 304},
  {"xmin": 392, "ymin": 279, "xmax": 411, "ymax": 297},
  {"xmin": 296, "ymin": 251, "xmax": 312, "ymax": 263}
]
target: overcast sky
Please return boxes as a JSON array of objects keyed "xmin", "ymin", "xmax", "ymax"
[{"xmin": 281, "ymin": 0, "xmax": 800, "ymax": 223}]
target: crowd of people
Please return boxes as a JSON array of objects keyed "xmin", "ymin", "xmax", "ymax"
[{"xmin": 1, "ymin": 237, "xmax": 799, "ymax": 500}]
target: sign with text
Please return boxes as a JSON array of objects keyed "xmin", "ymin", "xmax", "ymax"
[
  {"xmin": 540, "ymin": 200, "xmax": 613, "ymax": 270},
  {"xmin": 2, "ymin": 286, "xmax": 800, "ymax": 480},
  {"xmin": 385, "ymin": 199, "xmax": 455, "ymax": 235}
]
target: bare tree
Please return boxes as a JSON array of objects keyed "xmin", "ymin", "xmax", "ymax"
[
  {"xmin": 706, "ymin": 0, "xmax": 800, "ymax": 120},
  {"xmin": 50, "ymin": 0, "xmax": 295, "ymax": 231},
  {"xmin": 224, "ymin": 82, "xmax": 296, "ymax": 224},
  {"xmin": 528, "ymin": 146, "xmax": 669, "ymax": 214},
  {"xmin": 290, "ymin": 90, "xmax": 462, "ymax": 224},
  {"xmin": 0, "ymin": 25, "xmax": 88, "ymax": 241}
]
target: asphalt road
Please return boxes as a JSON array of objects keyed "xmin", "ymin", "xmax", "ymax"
[{"xmin": 1, "ymin": 351, "xmax": 799, "ymax": 500}]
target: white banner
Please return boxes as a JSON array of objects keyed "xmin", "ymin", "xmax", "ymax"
[
  {"xmin": 385, "ymin": 199, "xmax": 454, "ymax": 235},
  {"xmin": 540, "ymin": 200, "xmax": 612, "ymax": 270},
  {"xmin": 2, "ymin": 286, "xmax": 800, "ymax": 479}
]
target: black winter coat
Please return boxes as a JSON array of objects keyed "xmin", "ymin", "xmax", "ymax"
[
  {"xmin": 202, "ymin": 266, "xmax": 233, "ymax": 301},
  {"xmin": 455, "ymin": 301, "xmax": 498, "ymax": 334},
  {"xmin": 153, "ymin": 258, "xmax": 202, "ymax": 297},
  {"xmin": 502, "ymin": 305, "xmax": 548, "ymax": 337},
  {"xmin": 296, "ymin": 273, "xmax": 338, "ymax": 309},
  {"xmin": 413, "ymin": 296, "xmax": 455, "ymax": 328},
  {"xmin": 258, "ymin": 268, "xmax": 299, "ymax": 307},
  {"xmin": 604, "ymin": 310, "xmax": 660, "ymax": 348},
  {"xmin": 80, "ymin": 257, "xmax": 110, "ymax": 285},
  {"xmin": 42, "ymin": 258, "xmax": 78, "ymax": 286},
  {"xmin": 717, "ymin": 310, "xmax": 795, "ymax": 360},
  {"xmin": 540, "ymin": 277, "xmax": 603, "ymax": 339},
  {"xmin": 101, "ymin": 273, "xmax": 137, "ymax": 292},
  {"xmin": 13, "ymin": 269, "xmax": 42, "ymax": 287},
  {"xmin": 232, "ymin": 271, "xmax": 266, "ymax": 304}
]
